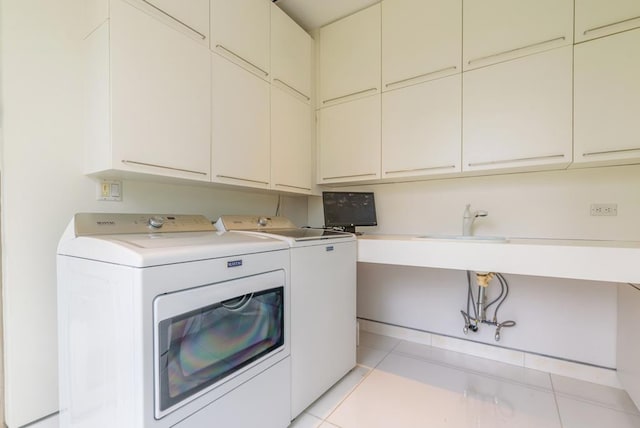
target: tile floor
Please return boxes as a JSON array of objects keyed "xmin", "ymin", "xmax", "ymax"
[
  {"xmin": 290, "ymin": 331, "xmax": 640, "ymax": 428},
  {"xmin": 27, "ymin": 331, "xmax": 640, "ymax": 428}
]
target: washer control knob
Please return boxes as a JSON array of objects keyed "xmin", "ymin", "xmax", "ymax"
[
  {"xmin": 258, "ymin": 217, "xmax": 268, "ymax": 227},
  {"xmin": 148, "ymin": 216, "xmax": 165, "ymax": 229}
]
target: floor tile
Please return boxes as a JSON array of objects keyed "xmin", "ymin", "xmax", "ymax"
[
  {"xmin": 289, "ymin": 412, "xmax": 324, "ymax": 428},
  {"xmin": 327, "ymin": 353, "xmax": 561, "ymax": 428},
  {"xmin": 526, "ymin": 353, "xmax": 621, "ymax": 388},
  {"xmin": 551, "ymin": 374, "xmax": 640, "ymax": 414},
  {"xmin": 431, "ymin": 334, "xmax": 525, "ymax": 367},
  {"xmin": 394, "ymin": 340, "xmax": 552, "ymax": 390},
  {"xmin": 26, "ymin": 414, "xmax": 59, "ymax": 428},
  {"xmin": 556, "ymin": 396, "xmax": 640, "ymax": 428},
  {"xmin": 318, "ymin": 422, "xmax": 340, "ymax": 428},
  {"xmin": 305, "ymin": 365, "xmax": 371, "ymax": 420},
  {"xmin": 356, "ymin": 344, "xmax": 388, "ymax": 368},
  {"xmin": 358, "ymin": 331, "xmax": 401, "ymax": 352}
]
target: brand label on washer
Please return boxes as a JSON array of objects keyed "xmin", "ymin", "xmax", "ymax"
[
  {"xmin": 326, "ymin": 246, "xmax": 334, "ymax": 252},
  {"xmin": 227, "ymin": 259, "xmax": 243, "ymax": 268}
]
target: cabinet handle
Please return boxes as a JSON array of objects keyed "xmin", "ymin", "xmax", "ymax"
[
  {"xmin": 322, "ymin": 88, "xmax": 378, "ymax": 105},
  {"xmin": 385, "ymin": 66, "xmax": 458, "ymax": 90},
  {"xmin": 216, "ymin": 175, "xmax": 269, "ymax": 185},
  {"xmin": 274, "ymin": 183, "xmax": 312, "ymax": 191},
  {"xmin": 385, "ymin": 165, "xmax": 456, "ymax": 174},
  {"xmin": 273, "ymin": 79, "xmax": 311, "ymax": 101},
  {"xmin": 122, "ymin": 160, "xmax": 208, "ymax": 175},
  {"xmin": 322, "ymin": 173, "xmax": 377, "ymax": 180},
  {"xmin": 583, "ymin": 16, "xmax": 640, "ymax": 36},
  {"xmin": 141, "ymin": 0, "xmax": 206, "ymax": 40},
  {"xmin": 467, "ymin": 36, "xmax": 566, "ymax": 66},
  {"xmin": 467, "ymin": 154, "xmax": 565, "ymax": 167},
  {"xmin": 583, "ymin": 147, "xmax": 640, "ymax": 157},
  {"xmin": 215, "ymin": 45, "xmax": 269, "ymax": 77}
]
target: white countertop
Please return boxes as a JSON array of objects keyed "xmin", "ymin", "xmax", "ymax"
[{"xmin": 357, "ymin": 235, "xmax": 640, "ymax": 283}]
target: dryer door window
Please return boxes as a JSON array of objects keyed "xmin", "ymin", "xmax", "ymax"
[{"xmin": 154, "ymin": 270, "xmax": 286, "ymax": 419}]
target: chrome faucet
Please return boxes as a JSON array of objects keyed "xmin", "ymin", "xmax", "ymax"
[{"xmin": 462, "ymin": 204, "xmax": 488, "ymax": 236}]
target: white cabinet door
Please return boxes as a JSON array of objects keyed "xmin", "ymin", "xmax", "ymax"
[
  {"xmin": 271, "ymin": 4, "xmax": 312, "ymax": 100},
  {"xmin": 106, "ymin": 0, "xmax": 211, "ymax": 181},
  {"xmin": 382, "ymin": 0, "xmax": 461, "ymax": 91},
  {"xmin": 382, "ymin": 74, "xmax": 461, "ymax": 178},
  {"xmin": 271, "ymin": 86, "xmax": 312, "ymax": 194},
  {"xmin": 574, "ymin": 29, "xmax": 640, "ymax": 166},
  {"xmin": 83, "ymin": 0, "xmax": 109, "ymax": 37},
  {"xmin": 319, "ymin": 4, "xmax": 380, "ymax": 106},
  {"xmin": 270, "ymin": 5, "xmax": 313, "ymax": 194},
  {"xmin": 463, "ymin": 47, "xmax": 572, "ymax": 173},
  {"xmin": 138, "ymin": 0, "xmax": 209, "ymax": 41},
  {"xmin": 211, "ymin": 0, "xmax": 270, "ymax": 79},
  {"xmin": 318, "ymin": 95, "xmax": 381, "ymax": 184},
  {"xmin": 211, "ymin": 54, "xmax": 270, "ymax": 189},
  {"xmin": 463, "ymin": 0, "xmax": 573, "ymax": 70},
  {"xmin": 575, "ymin": 0, "xmax": 640, "ymax": 43}
]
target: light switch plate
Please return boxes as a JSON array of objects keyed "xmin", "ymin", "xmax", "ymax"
[{"xmin": 97, "ymin": 179, "xmax": 123, "ymax": 201}]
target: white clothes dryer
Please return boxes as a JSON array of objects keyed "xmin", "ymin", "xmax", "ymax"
[
  {"xmin": 215, "ymin": 216, "xmax": 357, "ymax": 418},
  {"xmin": 57, "ymin": 213, "xmax": 291, "ymax": 428}
]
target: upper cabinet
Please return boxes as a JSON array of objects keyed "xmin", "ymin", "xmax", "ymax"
[
  {"xmin": 83, "ymin": 0, "xmax": 209, "ymax": 41},
  {"xmin": 271, "ymin": 5, "xmax": 312, "ymax": 100},
  {"xmin": 380, "ymin": 0, "xmax": 462, "ymax": 180},
  {"xmin": 575, "ymin": 0, "xmax": 640, "ymax": 43},
  {"xmin": 84, "ymin": 0, "xmax": 211, "ymax": 181},
  {"xmin": 83, "ymin": 0, "xmax": 316, "ymax": 194},
  {"xmin": 318, "ymin": 95, "xmax": 381, "ymax": 184},
  {"xmin": 319, "ymin": 4, "xmax": 381, "ymax": 107},
  {"xmin": 211, "ymin": 0, "xmax": 270, "ymax": 79},
  {"xmin": 270, "ymin": 5, "xmax": 313, "ymax": 194},
  {"xmin": 317, "ymin": 4, "xmax": 381, "ymax": 184},
  {"xmin": 382, "ymin": 74, "xmax": 461, "ymax": 179},
  {"xmin": 271, "ymin": 86, "xmax": 313, "ymax": 193},
  {"xmin": 211, "ymin": 53, "xmax": 270, "ymax": 190},
  {"xmin": 463, "ymin": 0, "xmax": 573, "ymax": 70},
  {"xmin": 83, "ymin": 0, "xmax": 110, "ymax": 37},
  {"xmin": 463, "ymin": 46, "xmax": 573, "ymax": 173},
  {"xmin": 141, "ymin": 0, "xmax": 209, "ymax": 41},
  {"xmin": 574, "ymin": 28, "xmax": 640, "ymax": 167},
  {"xmin": 382, "ymin": 0, "xmax": 461, "ymax": 91},
  {"xmin": 210, "ymin": 1, "xmax": 315, "ymax": 194}
]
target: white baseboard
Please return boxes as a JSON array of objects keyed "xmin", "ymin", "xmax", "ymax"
[{"xmin": 358, "ymin": 318, "xmax": 622, "ymax": 389}]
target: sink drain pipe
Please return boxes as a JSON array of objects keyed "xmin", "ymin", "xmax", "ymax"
[{"xmin": 461, "ymin": 271, "xmax": 516, "ymax": 341}]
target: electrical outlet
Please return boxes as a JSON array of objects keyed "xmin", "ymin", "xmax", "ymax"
[
  {"xmin": 97, "ymin": 179, "xmax": 122, "ymax": 201},
  {"xmin": 590, "ymin": 203, "xmax": 617, "ymax": 216}
]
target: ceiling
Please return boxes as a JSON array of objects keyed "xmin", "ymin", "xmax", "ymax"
[{"xmin": 274, "ymin": 0, "xmax": 379, "ymax": 32}]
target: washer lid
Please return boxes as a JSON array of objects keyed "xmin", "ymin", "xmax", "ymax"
[
  {"xmin": 216, "ymin": 215, "xmax": 297, "ymax": 231},
  {"xmin": 262, "ymin": 228, "xmax": 353, "ymax": 241},
  {"xmin": 58, "ymin": 214, "xmax": 288, "ymax": 267},
  {"xmin": 216, "ymin": 215, "xmax": 354, "ymax": 241}
]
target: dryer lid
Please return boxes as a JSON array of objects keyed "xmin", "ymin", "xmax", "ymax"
[{"xmin": 73, "ymin": 213, "xmax": 215, "ymax": 236}]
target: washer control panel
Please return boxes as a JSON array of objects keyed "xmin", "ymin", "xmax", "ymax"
[
  {"xmin": 74, "ymin": 213, "xmax": 215, "ymax": 236},
  {"xmin": 216, "ymin": 215, "xmax": 297, "ymax": 231}
]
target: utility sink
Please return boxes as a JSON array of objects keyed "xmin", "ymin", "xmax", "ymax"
[{"xmin": 414, "ymin": 234, "xmax": 509, "ymax": 243}]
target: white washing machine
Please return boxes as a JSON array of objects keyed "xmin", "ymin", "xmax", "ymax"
[
  {"xmin": 57, "ymin": 213, "xmax": 292, "ymax": 428},
  {"xmin": 215, "ymin": 216, "xmax": 357, "ymax": 418}
]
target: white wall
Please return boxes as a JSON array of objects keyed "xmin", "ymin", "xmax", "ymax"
[
  {"xmin": 357, "ymin": 265, "xmax": 618, "ymax": 367},
  {"xmin": 309, "ymin": 165, "xmax": 640, "ymax": 368},
  {"xmin": 309, "ymin": 165, "xmax": 640, "ymax": 241},
  {"xmin": 0, "ymin": 1, "xmax": 308, "ymax": 426}
]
